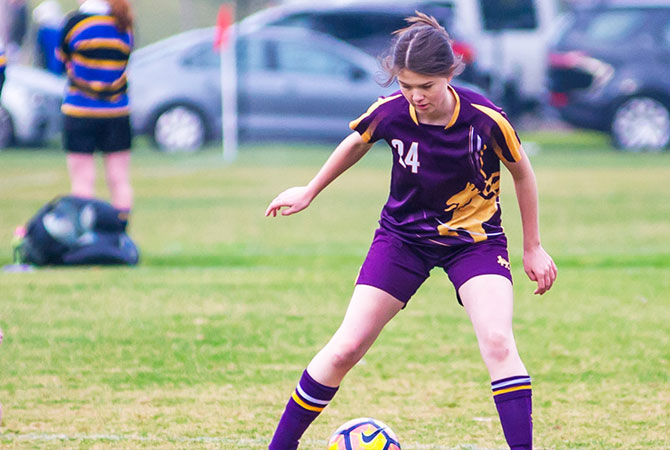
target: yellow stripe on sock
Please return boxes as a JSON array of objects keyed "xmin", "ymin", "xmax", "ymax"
[
  {"xmin": 493, "ymin": 384, "xmax": 532, "ymax": 396},
  {"xmin": 291, "ymin": 392, "xmax": 325, "ymax": 412}
]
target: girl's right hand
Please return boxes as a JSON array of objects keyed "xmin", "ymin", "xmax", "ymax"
[{"xmin": 265, "ymin": 186, "xmax": 314, "ymax": 217}]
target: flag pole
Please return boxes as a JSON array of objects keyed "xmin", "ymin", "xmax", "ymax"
[{"xmin": 215, "ymin": 3, "xmax": 238, "ymax": 163}]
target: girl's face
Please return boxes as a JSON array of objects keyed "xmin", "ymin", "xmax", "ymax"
[{"xmin": 397, "ymin": 69, "xmax": 452, "ymax": 119}]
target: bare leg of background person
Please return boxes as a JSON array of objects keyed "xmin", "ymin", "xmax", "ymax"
[
  {"xmin": 104, "ymin": 150, "xmax": 132, "ymax": 229},
  {"xmin": 66, "ymin": 153, "xmax": 96, "ymax": 198},
  {"xmin": 103, "ymin": 150, "xmax": 132, "ymax": 210}
]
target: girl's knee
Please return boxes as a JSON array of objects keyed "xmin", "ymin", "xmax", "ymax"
[
  {"xmin": 329, "ymin": 340, "xmax": 366, "ymax": 371},
  {"xmin": 481, "ymin": 330, "xmax": 514, "ymax": 363}
]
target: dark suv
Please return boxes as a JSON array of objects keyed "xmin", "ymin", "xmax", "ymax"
[
  {"xmin": 548, "ymin": 1, "xmax": 670, "ymax": 150},
  {"xmin": 241, "ymin": 0, "xmax": 484, "ymax": 88}
]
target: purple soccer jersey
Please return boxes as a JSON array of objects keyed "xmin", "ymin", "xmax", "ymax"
[{"xmin": 350, "ymin": 85, "xmax": 522, "ymax": 247}]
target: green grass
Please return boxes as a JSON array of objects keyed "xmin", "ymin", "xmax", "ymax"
[{"xmin": 1, "ymin": 131, "xmax": 669, "ymax": 449}]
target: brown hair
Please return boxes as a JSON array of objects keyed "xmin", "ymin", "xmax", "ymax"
[
  {"xmin": 108, "ymin": 0, "xmax": 133, "ymax": 32},
  {"xmin": 380, "ymin": 11, "xmax": 464, "ymax": 87}
]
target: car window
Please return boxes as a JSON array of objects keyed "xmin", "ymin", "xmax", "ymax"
[
  {"xmin": 312, "ymin": 13, "xmax": 406, "ymax": 40},
  {"xmin": 272, "ymin": 12, "xmax": 405, "ymax": 40},
  {"xmin": 181, "ymin": 39, "xmax": 269, "ymax": 72},
  {"xmin": 182, "ymin": 42, "xmax": 220, "ymax": 68},
  {"xmin": 479, "ymin": 0, "xmax": 537, "ymax": 31},
  {"xmin": 272, "ymin": 13, "xmax": 315, "ymax": 29},
  {"xmin": 658, "ymin": 12, "xmax": 670, "ymax": 48},
  {"xmin": 266, "ymin": 6, "xmax": 458, "ymax": 57},
  {"xmin": 237, "ymin": 38, "xmax": 267, "ymax": 72},
  {"xmin": 274, "ymin": 41, "xmax": 355, "ymax": 78},
  {"xmin": 563, "ymin": 8, "xmax": 647, "ymax": 45},
  {"xmin": 274, "ymin": 9, "xmax": 456, "ymax": 39}
]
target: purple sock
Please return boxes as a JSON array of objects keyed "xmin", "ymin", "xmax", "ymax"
[
  {"xmin": 492, "ymin": 375, "xmax": 533, "ymax": 450},
  {"xmin": 269, "ymin": 370, "xmax": 339, "ymax": 450}
]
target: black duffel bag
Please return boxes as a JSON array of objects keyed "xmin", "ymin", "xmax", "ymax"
[{"xmin": 16, "ymin": 195, "xmax": 139, "ymax": 266}]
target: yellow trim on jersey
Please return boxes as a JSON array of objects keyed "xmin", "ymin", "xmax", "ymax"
[
  {"xmin": 361, "ymin": 128, "xmax": 373, "ymax": 143},
  {"xmin": 493, "ymin": 385, "xmax": 532, "ymax": 396},
  {"xmin": 471, "ymin": 103, "xmax": 521, "ymax": 161},
  {"xmin": 72, "ymin": 54, "xmax": 127, "ymax": 70},
  {"xmin": 409, "ymin": 103, "xmax": 419, "ymax": 125},
  {"xmin": 74, "ymin": 38, "xmax": 131, "ymax": 54},
  {"xmin": 61, "ymin": 104, "xmax": 130, "ymax": 118},
  {"xmin": 291, "ymin": 392, "xmax": 325, "ymax": 412},
  {"xmin": 66, "ymin": 16, "xmax": 117, "ymax": 44},
  {"xmin": 349, "ymin": 94, "xmax": 402, "ymax": 130},
  {"xmin": 68, "ymin": 71, "xmax": 127, "ymax": 92},
  {"xmin": 490, "ymin": 140, "xmax": 506, "ymax": 165},
  {"xmin": 445, "ymin": 85, "xmax": 461, "ymax": 129},
  {"xmin": 408, "ymin": 85, "xmax": 460, "ymax": 128},
  {"xmin": 67, "ymin": 86, "xmax": 123, "ymax": 102},
  {"xmin": 0, "ymin": 55, "xmax": 6, "ymax": 66}
]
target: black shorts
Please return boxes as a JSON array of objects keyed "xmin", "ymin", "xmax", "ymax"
[{"xmin": 63, "ymin": 115, "xmax": 132, "ymax": 154}]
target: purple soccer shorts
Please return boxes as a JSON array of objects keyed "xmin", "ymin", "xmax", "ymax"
[{"xmin": 356, "ymin": 227, "xmax": 513, "ymax": 306}]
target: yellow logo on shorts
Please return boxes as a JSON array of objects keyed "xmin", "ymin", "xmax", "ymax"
[{"xmin": 497, "ymin": 255, "xmax": 511, "ymax": 270}]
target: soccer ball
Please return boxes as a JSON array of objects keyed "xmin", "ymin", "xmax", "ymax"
[{"xmin": 327, "ymin": 417, "xmax": 401, "ymax": 450}]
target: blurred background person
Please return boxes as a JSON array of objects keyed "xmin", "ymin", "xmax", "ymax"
[
  {"xmin": 58, "ymin": 0, "xmax": 134, "ymax": 229},
  {"xmin": 0, "ymin": 0, "xmax": 29, "ymax": 61},
  {"xmin": 32, "ymin": 0, "xmax": 64, "ymax": 74}
]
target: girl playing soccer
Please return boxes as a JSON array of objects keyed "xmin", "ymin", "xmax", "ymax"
[{"xmin": 265, "ymin": 12, "xmax": 557, "ymax": 450}]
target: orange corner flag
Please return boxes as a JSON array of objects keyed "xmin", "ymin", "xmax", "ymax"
[{"xmin": 214, "ymin": 4, "xmax": 234, "ymax": 50}]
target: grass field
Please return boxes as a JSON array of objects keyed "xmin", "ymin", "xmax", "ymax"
[{"xmin": 1, "ymin": 132, "xmax": 669, "ymax": 449}]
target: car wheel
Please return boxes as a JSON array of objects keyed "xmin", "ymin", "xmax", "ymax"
[
  {"xmin": 0, "ymin": 107, "xmax": 13, "ymax": 149},
  {"xmin": 611, "ymin": 96, "xmax": 670, "ymax": 152},
  {"xmin": 153, "ymin": 105, "xmax": 207, "ymax": 153}
]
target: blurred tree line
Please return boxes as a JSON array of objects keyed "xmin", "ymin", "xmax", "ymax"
[
  {"xmin": 6, "ymin": 0, "xmax": 585, "ymax": 51},
  {"xmin": 176, "ymin": 0, "xmax": 277, "ymax": 29},
  {"xmin": 2, "ymin": 0, "xmax": 276, "ymax": 50}
]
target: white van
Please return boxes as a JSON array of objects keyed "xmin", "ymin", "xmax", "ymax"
[{"xmin": 447, "ymin": 0, "xmax": 561, "ymax": 112}]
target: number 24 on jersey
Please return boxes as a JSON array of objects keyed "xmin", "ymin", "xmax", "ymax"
[{"xmin": 392, "ymin": 139, "xmax": 420, "ymax": 174}]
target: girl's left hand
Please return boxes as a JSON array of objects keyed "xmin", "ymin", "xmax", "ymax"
[{"xmin": 523, "ymin": 245, "xmax": 557, "ymax": 295}]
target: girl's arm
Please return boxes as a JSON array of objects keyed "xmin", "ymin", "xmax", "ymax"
[
  {"xmin": 265, "ymin": 132, "xmax": 373, "ymax": 217},
  {"xmin": 502, "ymin": 147, "xmax": 557, "ymax": 295}
]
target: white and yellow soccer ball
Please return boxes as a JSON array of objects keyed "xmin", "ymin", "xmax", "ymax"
[{"xmin": 327, "ymin": 417, "xmax": 401, "ymax": 450}]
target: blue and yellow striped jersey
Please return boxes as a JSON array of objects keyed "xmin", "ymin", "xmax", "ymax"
[{"xmin": 59, "ymin": 13, "xmax": 133, "ymax": 118}]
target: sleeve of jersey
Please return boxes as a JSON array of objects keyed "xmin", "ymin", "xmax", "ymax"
[
  {"xmin": 472, "ymin": 103, "xmax": 522, "ymax": 163},
  {"xmin": 349, "ymin": 95, "xmax": 399, "ymax": 143},
  {"xmin": 58, "ymin": 15, "xmax": 80, "ymax": 62}
]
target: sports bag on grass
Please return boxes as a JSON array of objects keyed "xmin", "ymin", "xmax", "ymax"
[{"xmin": 16, "ymin": 195, "xmax": 139, "ymax": 266}]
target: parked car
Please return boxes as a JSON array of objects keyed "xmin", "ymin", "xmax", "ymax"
[
  {"xmin": 0, "ymin": 65, "xmax": 65, "ymax": 148},
  {"xmin": 130, "ymin": 25, "xmax": 486, "ymax": 152},
  {"xmin": 548, "ymin": 1, "xmax": 670, "ymax": 150},
  {"xmin": 129, "ymin": 26, "xmax": 396, "ymax": 151},
  {"xmin": 249, "ymin": 0, "xmax": 561, "ymax": 114},
  {"xmin": 241, "ymin": 0, "xmax": 485, "ymax": 90}
]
